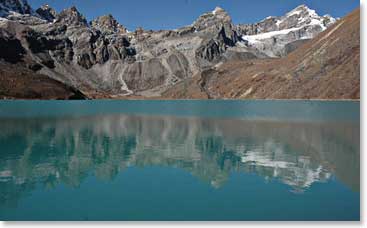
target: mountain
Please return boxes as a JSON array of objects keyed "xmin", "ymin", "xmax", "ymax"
[
  {"xmin": 0, "ymin": 0, "xmax": 357, "ymax": 100},
  {"xmin": 238, "ymin": 4, "xmax": 337, "ymax": 57},
  {"xmin": 164, "ymin": 8, "xmax": 360, "ymax": 100}
]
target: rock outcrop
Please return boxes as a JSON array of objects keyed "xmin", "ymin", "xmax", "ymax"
[
  {"xmin": 35, "ymin": 4, "xmax": 57, "ymax": 22},
  {"xmin": 55, "ymin": 6, "xmax": 87, "ymax": 26},
  {"xmin": 91, "ymin": 14, "xmax": 127, "ymax": 35}
]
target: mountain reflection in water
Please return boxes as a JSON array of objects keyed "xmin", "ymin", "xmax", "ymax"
[{"xmin": 0, "ymin": 114, "xmax": 359, "ymax": 208}]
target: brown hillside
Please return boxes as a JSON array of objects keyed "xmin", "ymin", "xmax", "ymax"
[{"xmin": 0, "ymin": 61, "xmax": 86, "ymax": 100}]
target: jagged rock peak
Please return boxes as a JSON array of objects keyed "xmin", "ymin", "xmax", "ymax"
[
  {"xmin": 55, "ymin": 6, "xmax": 87, "ymax": 26},
  {"xmin": 193, "ymin": 6, "xmax": 232, "ymax": 32},
  {"xmin": 286, "ymin": 4, "xmax": 315, "ymax": 16},
  {"xmin": 0, "ymin": 0, "xmax": 34, "ymax": 16},
  {"xmin": 36, "ymin": 4, "xmax": 57, "ymax": 21},
  {"xmin": 91, "ymin": 14, "xmax": 127, "ymax": 34}
]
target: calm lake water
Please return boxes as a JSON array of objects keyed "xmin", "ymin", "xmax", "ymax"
[{"xmin": 0, "ymin": 100, "xmax": 360, "ymax": 221}]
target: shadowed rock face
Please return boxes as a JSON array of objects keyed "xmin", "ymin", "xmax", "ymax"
[
  {"xmin": 0, "ymin": 0, "xmax": 33, "ymax": 16},
  {"xmin": 0, "ymin": 36, "xmax": 25, "ymax": 63},
  {"xmin": 35, "ymin": 4, "xmax": 57, "ymax": 22},
  {"xmin": 0, "ymin": 0, "xmax": 339, "ymax": 99}
]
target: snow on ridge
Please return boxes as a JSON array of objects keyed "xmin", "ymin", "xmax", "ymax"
[
  {"xmin": 242, "ymin": 25, "xmax": 320, "ymax": 45},
  {"xmin": 286, "ymin": 4, "xmax": 317, "ymax": 17},
  {"xmin": 242, "ymin": 27, "xmax": 302, "ymax": 43}
]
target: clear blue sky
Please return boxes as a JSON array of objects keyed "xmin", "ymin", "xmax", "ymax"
[{"xmin": 28, "ymin": 0, "xmax": 360, "ymax": 31}]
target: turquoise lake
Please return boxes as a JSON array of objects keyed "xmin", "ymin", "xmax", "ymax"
[{"xmin": 0, "ymin": 100, "xmax": 360, "ymax": 221}]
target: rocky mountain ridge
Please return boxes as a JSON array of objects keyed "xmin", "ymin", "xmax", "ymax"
[
  {"xmin": 164, "ymin": 8, "xmax": 360, "ymax": 100},
  {"xmin": 0, "ymin": 0, "xmax": 345, "ymax": 99}
]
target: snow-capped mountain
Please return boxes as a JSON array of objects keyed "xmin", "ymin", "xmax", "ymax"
[{"xmin": 238, "ymin": 5, "xmax": 336, "ymax": 57}]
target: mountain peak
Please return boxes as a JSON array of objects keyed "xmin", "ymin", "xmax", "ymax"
[
  {"xmin": 292, "ymin": 4, "xmax": 311, "ymax": 11},
  {"xmin": 91, "ymin": 14, "xmax": 127, "ymax": 34},
  {"xmin": 39, "ymin": 4, "xmax": 51, "ymax": 9},
  {"xmin": 212, "ymin": 6, "xmax": 225, "ymax": 15},
  {"xmin": 294, "ymin": 4, "xmax": 309, "ymax": 9},
  {"xmin": 280, "ymin": 4, "xmax": 336, "ymax": 30},
  {"xmin": 193, "ymin": 6, "xmax": 232, "ymax": 30},
  {"xmin": 36, "ymin": 4, "xmax": 57, "ymax": 21},
  {"xmin": 286, "ymin": 4, "xmax": 317, "ymax": 17},
  {"xmin": 55, "ymin": 6, "xmax": 87, "ymax": 26}
]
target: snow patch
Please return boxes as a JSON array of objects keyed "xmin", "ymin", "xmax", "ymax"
[
  {"xmin": 212, "ymin": 7, "xmax": 223, "ymax": 15},
  {"xmin": 276, "ymin": 19, "xmax": 282, "ymax": 27},
  {"xmin": 242, "ymin": 27, "xmax": 302, "ymax": 43}
]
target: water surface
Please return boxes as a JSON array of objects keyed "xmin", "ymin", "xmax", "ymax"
[{"xmin": 0, "ymin": 100, "xmax": 360, "ymax": 221}]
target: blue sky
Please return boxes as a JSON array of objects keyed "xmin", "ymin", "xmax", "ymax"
[{"xmin": 28, "ymin": 0, "xmax": 360, "ymax": 31}]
